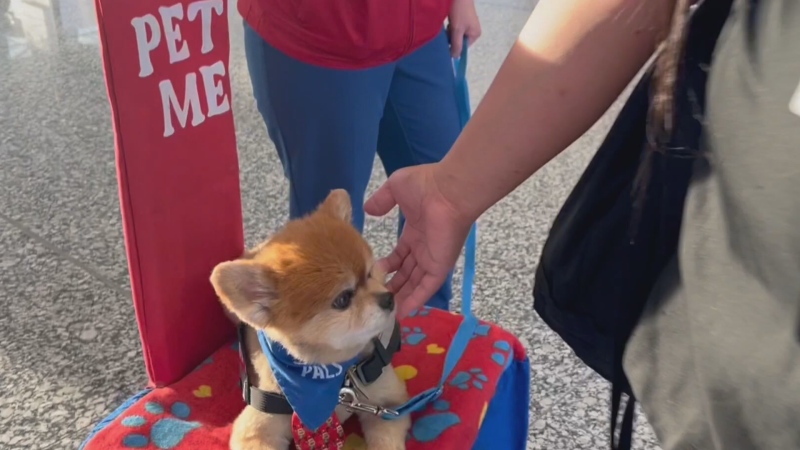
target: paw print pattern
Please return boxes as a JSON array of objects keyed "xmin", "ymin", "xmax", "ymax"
[
  {"xmin": 432, "ymin": 399, "xmax": 450, "ymax": 411},
  {"xmin": 491, "ymin": 340, "xmax": 512, "ymax": 368},
  {"xmin": 470, "ymin": 324, "xmax": 490, "ymax": 339},
  {"xmin": 401, "ymin": 326, "xmax": 426, "ymax": 346},
  {"xmin": 449, "ymin": 368, "xmax": 488, "ymax": 390},
  {"xmin": 410, "ymin": 399, "xmax": 461, "ymax": 443},
  {"xmin": 121, "ymin": 401, "xmax": 200, "ymax": 449},
  {"xmin": 405, "ymin": 307, "xmax": 431, "ymax": 318}
]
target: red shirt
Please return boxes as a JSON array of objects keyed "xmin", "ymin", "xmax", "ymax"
[{"xmin": 238, "ymin": 0, "xmax": 453, "ymax": 69}]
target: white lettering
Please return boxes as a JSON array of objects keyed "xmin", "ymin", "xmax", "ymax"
[
  {"xmin": 159, "ymin": 74, "xmax": 205, "ymax": 137},
  {"xmin": 131, "ymin": 14, "xmax": 161, "ymax": 78},
  {"xmin": 158, "ymin": 3, "xmax": 191, "ymax": 65},
  {"xmin": 199, "ymin": 61, "xmax": 230, "ymax": 118},
  {"xmin": 188, "ymin": 0, "xmax": 224, "ymax": 54},
  {"xmin": 320, "ymin": 365, "xmax": 332, "ymax": 378},
  {"xmin": 299, "ymin": 363, "xmax": 344, "ymax": 379},
  {"xmin": 789, "ymin": 78, "xmax": 800, "ymax": 118}
]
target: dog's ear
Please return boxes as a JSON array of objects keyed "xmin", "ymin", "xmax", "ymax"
[
  {"xmin": 318, "ymin": 189, "xmax": 352, "ymax": 223},
  {"xmin": 210, "ymin": 260, "xmax": 278, "ymax": 329}
]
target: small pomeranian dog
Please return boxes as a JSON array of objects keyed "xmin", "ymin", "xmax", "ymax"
[{"xmin": 210, "ymin": 189, "xmax": 410, "ymax": 450}]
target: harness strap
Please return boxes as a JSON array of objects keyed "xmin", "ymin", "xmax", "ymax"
[{"xmin": 237, "ymin": 321, "xmax": 402, "ymax": 415}]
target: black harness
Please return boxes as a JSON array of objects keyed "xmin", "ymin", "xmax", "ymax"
[{"xmin": 237, "ymin": 323, "xmax": 402, "ymax": 415}]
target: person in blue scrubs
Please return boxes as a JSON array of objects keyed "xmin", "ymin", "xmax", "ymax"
[{"xmin": 242, "ymin": 1, "xmax": 481, "ymax": 310}]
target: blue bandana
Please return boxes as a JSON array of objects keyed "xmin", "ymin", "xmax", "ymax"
[{"xmin": 257, "ymin": 331, "xmax": 360, "ymax": 430}]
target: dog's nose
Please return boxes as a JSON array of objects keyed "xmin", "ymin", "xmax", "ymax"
[{"xmin": 377, "ymin": 292, "xmax": 394, "ymax": 312}]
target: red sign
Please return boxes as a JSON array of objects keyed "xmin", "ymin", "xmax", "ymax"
[{"xmin": 94, "ymin": 0, "xmax": 243, "ymax": 386}]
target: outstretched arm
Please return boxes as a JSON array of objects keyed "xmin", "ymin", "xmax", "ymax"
[
  {"xmin": 436, "ymin": 0, "xmax": 676, "ymax": 223},
  {"xmin": 365, "ymin": 0, "xmax": 678, "ymax": 313}
]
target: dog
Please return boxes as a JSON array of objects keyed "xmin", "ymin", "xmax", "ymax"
[{"xmin": 210, "ymin": 189, "xmax": 410, "ymax": 450}]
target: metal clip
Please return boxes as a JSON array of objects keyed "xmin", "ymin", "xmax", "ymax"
[
  {"xmin": 338, "ymin": 387, "xmax": 400, "ymax": 417},
  {"xmin": 345, "ymin": 367, "xmax": 369, "ymax": 400}
]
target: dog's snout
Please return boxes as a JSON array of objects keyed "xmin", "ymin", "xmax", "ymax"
[{"xmin": 377, "ymin": 292, "xmax": 394, "ymax": 312}]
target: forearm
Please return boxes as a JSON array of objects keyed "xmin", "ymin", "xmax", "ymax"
[{"xmin": 436, "ymin": 0, "xmax": 676, "ymax": 222}]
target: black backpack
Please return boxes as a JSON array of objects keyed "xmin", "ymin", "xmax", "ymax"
[{"xmin": 532, "ymin": 0, "xmax": 734, "ymax": 448}]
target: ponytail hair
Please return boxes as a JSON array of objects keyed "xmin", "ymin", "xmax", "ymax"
[{"xmin": 632, "ymin": 0, "xmax": 695, "ymax": 226}]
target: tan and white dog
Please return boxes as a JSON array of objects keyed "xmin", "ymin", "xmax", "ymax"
[{"xmin": 210, "ymin": 189, "xmax": 410, "ymax": 450}]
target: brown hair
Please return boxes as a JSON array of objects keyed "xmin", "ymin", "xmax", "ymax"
[{"xmin": 631, "ymin": 0, "xmax": 694, "ymax": 230}]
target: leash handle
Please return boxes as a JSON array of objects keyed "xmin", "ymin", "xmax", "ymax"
[
  {"xmin": 453, "ymin": 40, "xmax": 471, "ymax": 130},
  {"xmin": 385, "ymin": 39, "xmax": 479, "ymax": 419}
]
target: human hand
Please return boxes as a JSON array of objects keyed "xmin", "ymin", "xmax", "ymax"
[
  {"xmin": 364, "ymin": 164, "xmax": 474, "ymax": 317},
  {"xmin": 447, "ymin": 0, "xmax": 481, "ymax": 58}
]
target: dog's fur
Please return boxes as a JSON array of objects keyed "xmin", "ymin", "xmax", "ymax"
[{"xmin": 210, "ymin": 190, "xmax": 410, "ymax": 450}]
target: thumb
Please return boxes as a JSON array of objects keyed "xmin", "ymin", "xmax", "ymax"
[{"xmin": 364, "ymin": 181, "xmax": 397, "ymax": 217}]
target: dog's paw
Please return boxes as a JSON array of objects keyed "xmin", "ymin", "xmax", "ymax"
[
  {"xmin": 342, "ymin": 434, "xmax": 367, "ymax": 450},
  {"xmin": 120, "ymin": 401, "xmax": 200, "ymax": 448},
  {"xmin": 365, "ymin": 440, "xmax": 406, "ymax": 450}
]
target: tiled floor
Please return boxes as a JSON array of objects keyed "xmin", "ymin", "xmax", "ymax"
[{"xmin": 0, "ymin": 0, "xmax": 661, "ymax": 449}]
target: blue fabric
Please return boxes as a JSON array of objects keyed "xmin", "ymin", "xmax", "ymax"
[
  {"xmin": 243, "ymin": 25, "xmax": 459, "ymax": 311},
  {"xmin": 473, "ymin": 357, "xmax": 531, "ymax": 450},
  {"xmin": 257, "ymin": 331, "xmax": 359, "ymax": 430}
]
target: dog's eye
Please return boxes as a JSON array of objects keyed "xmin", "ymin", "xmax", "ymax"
[{"xmin": 332, "ymin": 290, "xmax": 354, "ymax": 310}]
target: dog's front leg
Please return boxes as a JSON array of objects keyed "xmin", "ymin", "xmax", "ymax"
[
  {"xmin": 230, "ymin": 407, "xmax": 293, "ymax": 450},
  {"xmin": 358, "ymin": 413, "xmax": 410, "ymax": 450},
  {"xmin": 357, "ymin": 365, "xmax": 411, "ymax": 450}
]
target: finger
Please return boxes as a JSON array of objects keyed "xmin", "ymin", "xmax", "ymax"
[
  {"xmin": 396, "ymin": 267, "xmax": 426, "ymax": 317},
  {"xmin": 399, "ymin": 273, "xmax": 443, "ymax": 318},
  {"xmin": 376, "ymin": 255, "xmax": 398, "ymax": 277},
  {"xmin": 364, "ymin": 182, "xmax": 397, "ymax": 217},
  {"xmin": 466, "ymin": 28, "xmax": 482, "ymax": 46},
  {"xmin": 387, "ymin": 250, "xmax": 417, "ymax": 294},
  {"xmin": 376, "ymin": 242, "xmax": 408, "ymax": 276},
  {"xmin": 396, "ymin": 266, "xmax": 424, "ymax": 303},
  {"xmin": 449, "ymin": 29, "xmax": 464, "ymax": 58}
]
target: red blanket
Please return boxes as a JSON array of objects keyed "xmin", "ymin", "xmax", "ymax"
[{"xmin": 82, "ymin": 308, "xmax": 525, "ymax": 449}]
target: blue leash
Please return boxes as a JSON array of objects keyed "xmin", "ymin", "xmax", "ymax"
[
  {"xmin": 453, "ymin": 39, "xmax": 472, "ymax": 129},
  {"xmin": 384, "ymin": 39, "xmax": 479, "ymax": 419}
]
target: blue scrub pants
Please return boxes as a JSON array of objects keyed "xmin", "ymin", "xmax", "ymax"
[{"xmin": 243, "ymin": 25, "xmax": 460, "ymax": 310}]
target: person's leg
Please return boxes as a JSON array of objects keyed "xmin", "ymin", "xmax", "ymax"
[
  {"xmin": 376, "ymin": 30, "xmax": 461, "ymax": 311},
  {"xmin": 243, "ymin": 24, "xmax": 393, "ymax": 231}
]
